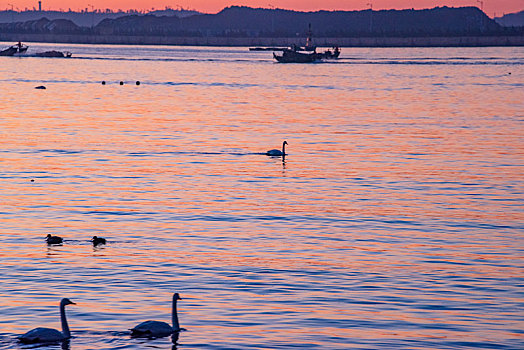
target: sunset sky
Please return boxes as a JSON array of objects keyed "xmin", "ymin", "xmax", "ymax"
[{"xmin": 6, "ymin": 1, "xmax": 523, "ymax": 17}]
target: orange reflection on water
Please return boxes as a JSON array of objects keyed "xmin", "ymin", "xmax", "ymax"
[{"xmin": 0, "ymin": 45, "xmax": 523, "ymax": 348}]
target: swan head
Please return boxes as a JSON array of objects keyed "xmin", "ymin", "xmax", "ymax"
[
  {"xmin": 283, "ymin": 141, "xmax": 288, "ymax": 145},
  {"xmin": 91, "ymin": 236, "xmax": 98, "ymax": 241},
  {"xmin": 173, "ymin": 293, "xmax": 182, "ymax": 301},
  {"xmin": 46, "ymin": 234, "xmax": 52, "ymax": 238},
  {"xmin": 61, "ymin": 298, "xmax": 76, "ymax": 306}
]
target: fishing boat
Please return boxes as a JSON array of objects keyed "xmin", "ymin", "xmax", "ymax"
[
  {"xmin": 0, "ymin": 42, "xmax": 29, "ymax": 56},
  {"xmin": 271, "ymin": 24, "xmax": 341, "ymax": 63},
  {"xmin": 272, "ymin": 45, "xmax": 340, "ymax": 63}
]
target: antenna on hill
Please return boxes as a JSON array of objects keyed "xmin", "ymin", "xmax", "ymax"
[
  {"xmin": 88, "ymin": 3, "xmax": 94, "ymax": 28},
  {"xmin": 367, "ymin": 2, "xmax": 373, "ymax": 34},
  {"xmin": 476, "ymin": 0, "xmax": 485, "ymax": 31},
  {"xmin": 7, "ymin": 3, "xmax": 14, "ymax": 22},
  {"xmin": 476, "ymin": 0, "xmax": 484, "ymax": 11},
  {"xmin": 268, "ymin": 4, "xmax": 275, "ymax": 33}
]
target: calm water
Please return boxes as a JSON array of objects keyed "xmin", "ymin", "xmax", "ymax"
[{"xmin": 0, "ymin": 43, "xmax": 523, "ymax": 349}]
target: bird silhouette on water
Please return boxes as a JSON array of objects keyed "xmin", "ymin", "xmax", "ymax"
[
  {"xmin": 46, "ymin": 234, "xmax": 63, "ymax": 245},
  {"xmin": 131, "ymin": 293, "xmax": 185, "ymax": 338},
  {"xmin": 91, "ymin": 236, "xmax": 106, "ymax": 246},
  {"xmin": 18, "ymin": 298, "xmax": 76, "ymax": 344},
  {"xmin": 266, "ymin": 141, "xmax": 288, "ymax": 157}
]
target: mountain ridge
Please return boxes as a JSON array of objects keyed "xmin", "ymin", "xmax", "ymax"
[{"xmin": 1, "ymin": 6, "xmax": 523, "ymax": 38}]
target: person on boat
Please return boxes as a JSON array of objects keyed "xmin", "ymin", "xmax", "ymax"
[{"xmin": 17, "ymin": 41, "xmax": 22, "ymax": 49}]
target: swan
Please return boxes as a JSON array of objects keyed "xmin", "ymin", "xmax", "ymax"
[
  {"xmin": 266, "ymin": 141, "xmax": 288, "ymax": 157},
  {"xmin": 46, "ymin": 234, "xmax": 63, "ymax": 245},
  {"xmin": 131, "ymin": 293, "xmax": 184, "ymax": 338},
  {"xmin": 18, "ymin": 298, "xmax": 76, "ymax": 344},
  {"xmin": 91, "ymin": 236, "xmax": 106, "ymax": 246}
]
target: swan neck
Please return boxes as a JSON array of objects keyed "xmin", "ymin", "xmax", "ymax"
[
  {"xmin": 172, "ymin": 297, "xmax": 180, "ymax": 330},
  {"xmin": 282, "ymin": 142, "xmax": 286, "ymax": 155},
  {"xmin": 60, "ymin": 303, "xmax": 71, "ymax": 338}
]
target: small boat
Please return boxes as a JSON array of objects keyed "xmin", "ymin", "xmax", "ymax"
[
  {"xmin": 35, "ymin": 51, "xmax": 72, "ymax": 58},
  {"xmin": 272, "ymin": 24, "xmax": 341, "ymax": 63},
  {"xmin": 273, "ymin": 45, "xmax": 341, "ymax": 63},
  {"xmin": 249, "ymin": 47, "xmax": 286, "ymax": 51},
  {"xmin": 0, "ymin": 46, "xmax": 17, "ymax": 56},
  {"xmin": 15, "ymin": 43, "xmax": 29, "ymax": 54},
  {"xmin": 1, "ymin": 42, "xmax": 29, "ymax": 56}
]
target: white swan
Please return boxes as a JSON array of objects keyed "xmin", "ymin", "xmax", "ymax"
[
  {"xmin": 18, "ymin": 298, "xmax": 76, "ymax": 343},
  {"xmin": 266, "ymin": 141, "xmax": 288, "ymax": 157},
  {"xmin": 131, "ymin": 293, "xmax": 184, "ymax": 338}
]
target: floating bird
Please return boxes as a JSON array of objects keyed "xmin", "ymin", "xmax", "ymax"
[
  {"xmin": 266, "ymin": 140, "xmax": 288, "ymax": 157},
  {"xmin": 91, "ymin": 236, "xmax": 106, "ymax": 246},
  {"xmin": 131, "ymin": 293, "xmax": 184, "ymax": 338},
  {"xmin": 46, "ymin": 234, "xmax": 63, "ymax": 245},
  {"xmin": 18, "ymin": 298, "xmax": 76, "ymax": 344}
]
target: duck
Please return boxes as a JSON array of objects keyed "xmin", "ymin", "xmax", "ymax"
[
  {"xmin": 18, "ymin": 298, "xmax": 76, "ymax": 343},
  {"xmin": 266, "ymin": 141, "xmax": 288, "ymax": 157},
  {"xmin": 91, "ymin": 236, "xmax": 106, "ymax": 246},
  {"xmin": 46, "ymin": 234, "xmax": 63, "ymax": 245},
  {"xmin": 131, "ymin": 293, "xmax": 184, "ymax": 338}
]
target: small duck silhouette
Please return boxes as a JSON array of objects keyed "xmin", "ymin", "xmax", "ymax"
[
  {"xmin": 45, "ymin": 234, "xmax": 63, "ymax": 245},
  {"xmin": 91, "ymin": 236, "xmax": 106, "ymax": 246}
]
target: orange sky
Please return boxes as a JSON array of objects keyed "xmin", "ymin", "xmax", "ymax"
[{"xmin": 6, "ymin": 1, "xmax": 523, "ymax": 17}]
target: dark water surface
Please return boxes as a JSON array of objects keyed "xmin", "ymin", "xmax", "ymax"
[{"xmin": 0, "ymin": 43, "xmax": 523, "ymax": 349}]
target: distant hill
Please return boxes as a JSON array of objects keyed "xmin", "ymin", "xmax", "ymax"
[
  {"xmin": 0, "ymin": 8, "xmax": 200, "ymax": 27},
  {"xmin": 1, "ymin": 6, "xmax": 522, "ymax": 38},
  {"xmin": 186, "ymin": 6, "xmax": 502, "ymax": 36},
  {"xmin": 0, "ymin": 17, "xmax": 81, "ymax": 34},
  {"xmin": 495, "ymin": 11, "xmax": 524, "ymax": 27},
  {"xmin": 149, "ymin": 8, "xmax": 200, "ymax": 18},
  {"xmin": 93, "ymin": 6, "xmax": 506, "ymax": 37}
]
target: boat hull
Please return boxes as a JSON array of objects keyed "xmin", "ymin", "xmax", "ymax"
[
  {"xmin": 0, "ymin": 47, "xmax": 17, "ymax": 56},
  {"xmin": 273, "ymin": 50, "xmax": 319, "ymax": 63}
]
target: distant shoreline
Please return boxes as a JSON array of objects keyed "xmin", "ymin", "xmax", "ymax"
[{"xmin": 1, "ymin": 34, "xmax": 523, "ymax": 47}]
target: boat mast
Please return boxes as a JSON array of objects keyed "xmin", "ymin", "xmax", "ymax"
[{"xmin": 305, "ymin": 23, "xmax": 314, "ymax": 51}]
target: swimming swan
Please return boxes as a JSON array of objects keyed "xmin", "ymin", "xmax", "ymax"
[
  {"xmin": 18, "ymin": 298, "xmax": 76, "ymax": 343},
  {"xmin": 46, "ymin": 234, "xmax": 63, "ymax": 245},
  {"xmin": 131, "ymin": 293, "xmax": 184, "ymax": 338},
  {"xmin": 266, "ymin": 141, "xmax": 288, "ymax": 157}
]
